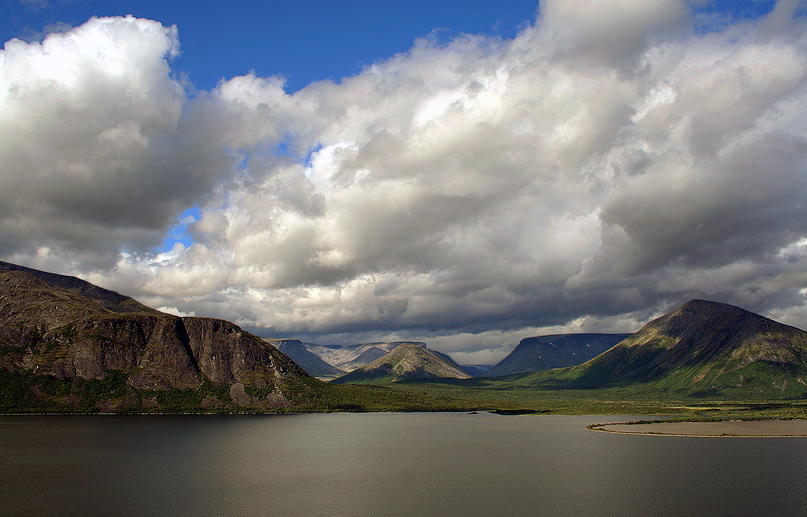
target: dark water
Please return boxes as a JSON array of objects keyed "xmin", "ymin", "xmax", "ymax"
[{"xmin": 1, "ymin": 413, "xmax": 806, "ymax": 516}]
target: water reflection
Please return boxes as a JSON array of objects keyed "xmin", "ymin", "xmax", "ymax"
[{"xmin": 1, "ymin": 413, "xmax": 806, "ymax": 516}]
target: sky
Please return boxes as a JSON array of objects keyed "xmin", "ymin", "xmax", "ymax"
[{"xmin": 1, "ymin": 0, "xmax": 806, "ymax": 364}]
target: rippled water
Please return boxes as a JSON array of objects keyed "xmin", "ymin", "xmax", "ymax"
[{"xmin": 2, "ymin": 412, "xmax": 806, "ymax": 516}]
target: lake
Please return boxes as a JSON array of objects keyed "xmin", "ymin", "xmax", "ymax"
[{"xmin": 2, "ymin": 412, "xmax": 805, "ymax": 516}]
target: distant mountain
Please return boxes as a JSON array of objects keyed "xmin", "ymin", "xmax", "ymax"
[
  {"xmin": 483, "ymin": 333, "xmax": 631, "ymax": 377},
  {"xmin": 461, "ymin": 364, "xmax": 493, "ymax": 377},
  {"xmin": 332, "ymin": 343, "xmax": 472, "ymax": 384},
  {"xmin": 537, "ymin": 300, "xmax": 807, "ymax": 397},
  {"xmin": 0, "ymin": 266, "xmax": 321, "ymax": 412},
  {"xmin": 304, "ymin": 341, "xmax": 426, "ymax": 372},
  {"xmin": 268, "ymin": 339, "xmax": 346, "ymax": 379}
]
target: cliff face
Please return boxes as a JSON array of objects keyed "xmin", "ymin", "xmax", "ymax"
[
  {"xmin": 0, "ymin": 269, "xmax": 317, "ymax": 412},
  {"xmin": 183, "ymin": 317, "xmax": 305, "ymax": 387}
]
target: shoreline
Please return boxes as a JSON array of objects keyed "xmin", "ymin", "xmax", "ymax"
[{"xmin": 588, "ymin": 419, "xmax": 807, "ymax": 438}]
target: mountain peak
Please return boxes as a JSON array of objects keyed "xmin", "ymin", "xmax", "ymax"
[
  {"xmin": 332, "ymin": 343, "xmax": 471, "ymax": 384},
  {"xmin": 674, "ymin": 299, "xmax": 752, "ymax": 317},
  {"xmin": 560, "ymin": 299, "xmax": 807, "ymax": 395},
  {"xmin": 643, "ymin": 299, "xmax": 785, "ymax": 347}
]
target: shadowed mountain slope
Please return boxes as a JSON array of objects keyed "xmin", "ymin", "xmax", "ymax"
[
  {"xmin": 483, "ymin": 333, "xmax": 632, "ymax": 377},
  {"xmin": 332, "ymin": 343, "xmax": 472, "ymax": 384}
]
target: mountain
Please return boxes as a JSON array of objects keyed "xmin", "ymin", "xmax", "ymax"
[
  {"xmin": 332, "ymin": 343, "xmax": 472, "ymax": 384},
  {"xmin": 303, "ymin": 341, "xmax": 425, "ymax": 372},
  {"xmin": 483, "ymin": 333, "xmax": 631, "ymax": 377},
  {"xmin": 0, "ymin": 266, "xmax": 322, "ymax": 412},
  {"xmin": 0, "ymin": 260, "xmax": 162, "ymax": 316},
  {"xmin": 267, "ymin": 339, "xmax": 346, "ymax": 379},
  {"xmin": 271, "ymin": 339, "xmax": 491, "ymax": 379},
  {"xmin": 461, "ymin": 364, "xmax": 493, "ymax": 377},
  {"xmin": 540, "ymin": 299, "xmax": 807, "ymax": 397}
]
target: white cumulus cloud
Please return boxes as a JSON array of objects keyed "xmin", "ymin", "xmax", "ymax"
[{"xmin": 4, "ymin": 2, "xmax": 807, "ymax": 359}]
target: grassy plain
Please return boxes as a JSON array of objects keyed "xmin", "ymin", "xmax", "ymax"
[
  {"xmin": 4, "ymin": 365, "xmax": 807, "ymax": 419},
  {"xmin": 357, "ymin": 375, "xmax": 807, "ymax": 420}
]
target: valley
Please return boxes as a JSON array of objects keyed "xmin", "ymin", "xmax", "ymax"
[{"xmin": 3, "ymin": 260, "xmax": 807, "ymax": 420}]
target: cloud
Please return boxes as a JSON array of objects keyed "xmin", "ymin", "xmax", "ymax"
[
  {"xmin": 0, "ymin": 16, "xmax": 232, "ymax": 267},
  {"xmin": 4, "ymin": 2, "xmax": 807, "ymax": 357},
  {"xmin": 538, "ymin": 0, "xmax": 692, "ymax": 68}
]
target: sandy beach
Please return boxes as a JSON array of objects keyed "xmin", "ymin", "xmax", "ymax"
[{"xmin": 591, "ymin": 420, "xmax": 807, "ymax": 437}]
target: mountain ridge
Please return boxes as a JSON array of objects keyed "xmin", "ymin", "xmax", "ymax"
[
  {"xmin": 0, "ymin": 260, "xmax": 162, "ymax": 316},
  {"xmin": 300, "ymin": 341, "xmax": 426, "ymax": 373},
  {"xmin": 332, "ymin": 343, "xmax": 472, "ymax": 384},
  {"xmin": 483, "ymin": 333, "xmax": 632, "ymax": 377}
]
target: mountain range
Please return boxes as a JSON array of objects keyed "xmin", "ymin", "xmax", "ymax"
[
  {"xmin": 269, "ymin": 332, "xmax": 638, "ymax": 381},
  {"xmin": 269, "ymin": 340, "xmax": 426, "ymax": 380},
  {"xmin": 265, "ymin": 339, "xmax": 347, "ymax": 380},
  {"xmin": 4, "ymin": 259, "xmax": 807, "ymax": 410},
  {"xmin": 308, "ymin": 341, "xmax": 420, "ymax": 372},
  {"xmin": 271, "ymin": 339, "xmax": 495, "ymax": 380},
  {"xmin": 331, "ymin": 343, "xmax": 472, "ymax": 384}
]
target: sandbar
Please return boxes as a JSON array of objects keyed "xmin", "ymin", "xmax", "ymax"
[{"xmin": 590, "ymin": 420, "xmax": 807, "ymax": 437}]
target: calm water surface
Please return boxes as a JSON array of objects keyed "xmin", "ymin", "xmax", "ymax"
[{"xmin": 1, "ymin": 412, "xmax": 806, "ymax": 516}]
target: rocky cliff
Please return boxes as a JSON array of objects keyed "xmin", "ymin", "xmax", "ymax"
[{"xmin": 0, "ymin": 269, "xmax": 320, "ymax": 412}]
